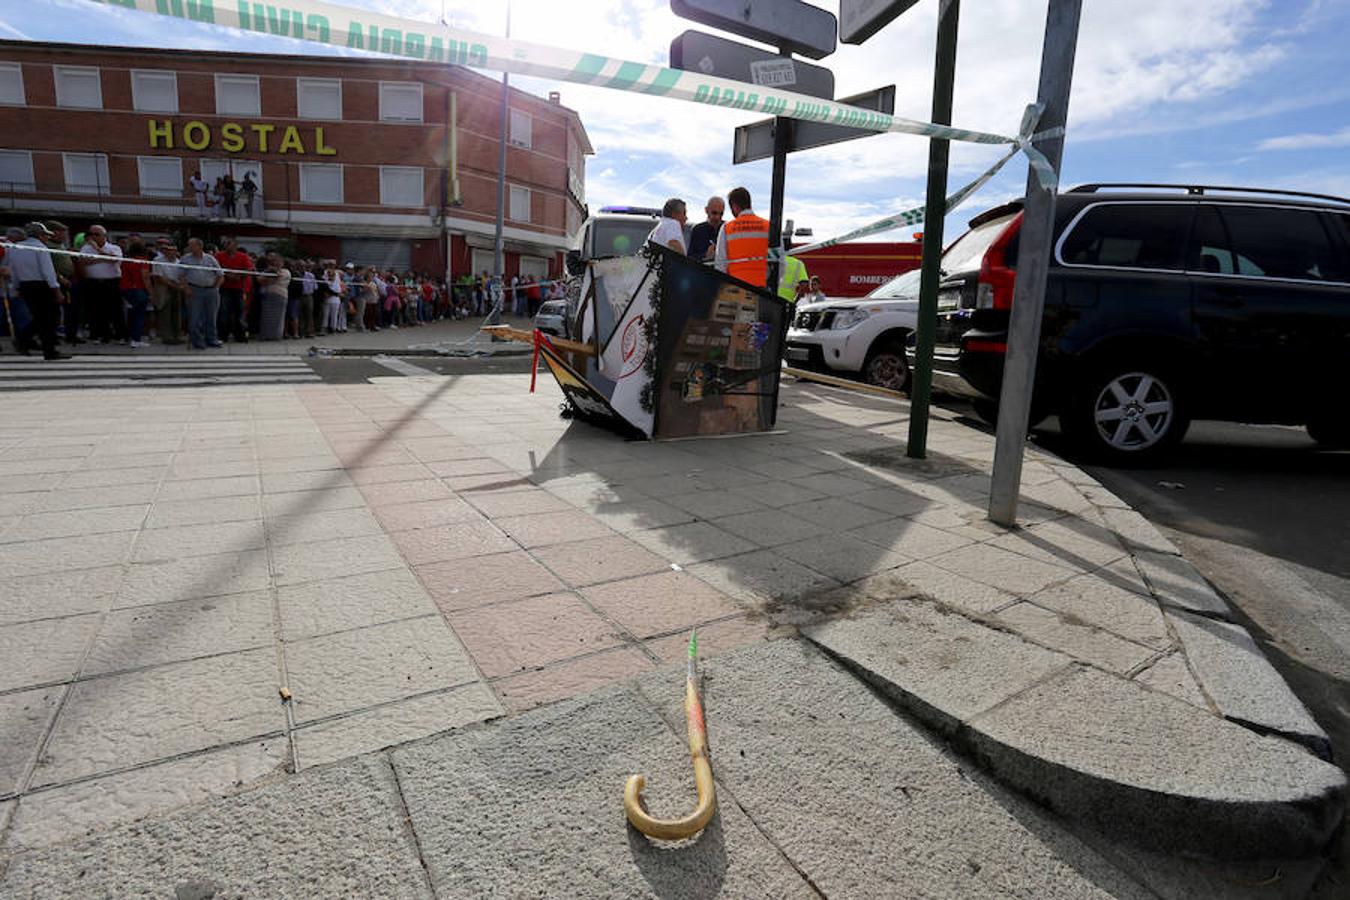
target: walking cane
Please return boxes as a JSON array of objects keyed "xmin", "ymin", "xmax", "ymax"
[
  {"xmin": 624, "ymin": 631, "xmax": 716, "ymax": 840},
  {"xmin": 1, "ymin": 281, "xmax": 16, "ymax": 346}
]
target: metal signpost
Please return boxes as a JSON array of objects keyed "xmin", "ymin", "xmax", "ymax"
[
  {"xmin": 670, "ymin": 0, "xmax": 838, "ymax": 59},
  {"xmin": 905, "ymin": 0, "xmax": 959, "ymax": 460},
  {"xmin": 670, "ymin": 31, "xmax": 835, "ymax": 101},
  {"xmin": 988, "ymin": 0, "xmax": 1083, "ymax": 525},
  {"xmin": 839, "ymin": 0, "xmax": 923, "ymax": 45},
  {"xmin": 732, "ymin": 86, "xmax": 896, "ymax": 163}
]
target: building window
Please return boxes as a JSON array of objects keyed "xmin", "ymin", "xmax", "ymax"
[
  {"xmin": 379, "ymin": 82, "xmax": 422, "ymax": 122},
  {"xmin": 0, "ymin": 150, "xmax": 36, "ymax": 192},
  {"xmin": 297, "ymin": 77, "xmax": 342, "ymax": 120},
  {"xmin": 131, "ymin": 70, "xmax": 178, "ymax": 113},
  {"xmin": 509, "ymin": 184, "xmax": 531, "ymax": 223},
  {"xmin": 379, "ymin": 166, "xmax": 423, "ymax": 207},
  {"xmin": 54, "ymin": 66, "xmax": 102, "ymax": 109},
  {"xmin": 509, "ymin": 109, "xmax": 532, "ymax": 149},
  {"xmin": 299, "ymin": 163, "xmax": 343, "ymax": 204},
  {"xmin": 0, "ymin": 63, "xmax": 24, "ymax": 106},
  {"xmin": 62, "ymin": 152, "xmax": 110, "ymax": 195},
  {"xmin": 215, "ymin": 74, "xmax": 260, "ymax": 116},
  {"xmin": 137, "ymin": 156, "xmax": 183, "ymax": 198}
]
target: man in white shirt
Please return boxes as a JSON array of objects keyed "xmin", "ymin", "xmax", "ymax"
[
  {"xmin": 78, "ymin": 224, "xmax": 124, "ymax": 343},
  {"xmin": 6, "ymin": 223, "xmax": 69, "ymax": 360},
  {"xmin": 648, "ymin": 198, "xmax": 687, "ymax": 254},
  {"xmin": 189, "ymin": 171, "xmax": 208, "ymax": 218}
]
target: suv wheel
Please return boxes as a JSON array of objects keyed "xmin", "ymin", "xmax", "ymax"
[
  {"xmin": 863, "ymin": 339, "xmax": 910, "ymax": 393},
  {"xmin": 1063, "ymin": 365, "xmax": 1189, "ymax": 463},
  {"xmin": 1306, "ymin": 418, "xmax": 1350, "ymax": 448}
]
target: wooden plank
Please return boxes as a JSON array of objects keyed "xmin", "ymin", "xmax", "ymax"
[
  {"xmin": 782, "ymin": 366, "xmax": 907, "ymax": 401},
  {"xmin": 482, "ymin": 326, "xmax": 596, "ymax": 357}
]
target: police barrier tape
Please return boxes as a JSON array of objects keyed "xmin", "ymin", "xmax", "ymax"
[
  {"xmin": 89, "ymin": 0, "xmax": 1056, "ymax": 183},
  {"xmin": 0, "ymin": 242, "xmax": 573, "ymax": 289},
  {"xmin": 3, "ymin": 98, "xmax": 1048, "ymax": 284}
]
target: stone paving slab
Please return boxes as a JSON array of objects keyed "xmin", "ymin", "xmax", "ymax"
[
  {"xmin": 1166, "ymin": 609, "xmax": 1331, "ymax": 755},
  {"xmin": 635, "ymin": 640, "xmax": 1154, "ymax": 899},
  {"xmin": 0, "ymin": 687, "xmax": 62, "ymax": 798},
  {"xmin": 283, "ymin": 616, "xmax": 480, "ymax": 724},
  {"xmin": 807, "ymin": 607, "xmax": 1346, "ymax": 860},
  {"xmin": 4, "ymin": 739, "xmax": 288, "ymax": 853},
  {"xmin": 30, "ymin": 648, "xmax": 285, "ymax": 788},
  {"xmin": 388, "ymin": 684, "xmax": 817, "ymax": 899},
  {"xmin": 0, "ymin": 756, "xmax": 431, "ymax": 898}
]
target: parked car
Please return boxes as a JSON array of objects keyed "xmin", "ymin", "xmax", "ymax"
[
  {"xmin": 785, "ymin": 266, "xmax": 931, "ymax": 391},
  {"xmin": 909, "ymin": 183, "xmax": 1350, "ymax": 462},
  {"xmin": 533, "ymin": 299, "xmax": 570, "ymax": 339}
]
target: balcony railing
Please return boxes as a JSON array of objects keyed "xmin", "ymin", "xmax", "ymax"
[{"xmin": 0, "ymin": 180, "xmax": 267, "ymax": 223}]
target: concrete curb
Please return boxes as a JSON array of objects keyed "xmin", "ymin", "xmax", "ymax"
[
  {"xmin": 1047, "ymin": 468, "xmax": 1333, "ymax": 757},
  {"xmin": 804, "ymin": 602, "xmax": 1347, "ymax": 861}
]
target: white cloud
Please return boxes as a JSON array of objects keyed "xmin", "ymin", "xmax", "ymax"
[{"xmin": 1257, "ymin": 126, "xmax": 1350, "ymax": 151}]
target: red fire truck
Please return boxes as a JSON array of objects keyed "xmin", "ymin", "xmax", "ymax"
[{"xmin": 790, "ymin": 240, "xmax": 923, "ymax": 297}]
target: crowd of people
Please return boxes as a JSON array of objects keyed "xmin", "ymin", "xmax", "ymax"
[{"xmin": 1, "ymin": 221, "xmax": 558, "ymax": 359}]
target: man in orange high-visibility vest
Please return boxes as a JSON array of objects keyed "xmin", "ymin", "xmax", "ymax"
[{"xmin": 714, "ymin": 186, "xmax": 770, "ymax": 288}]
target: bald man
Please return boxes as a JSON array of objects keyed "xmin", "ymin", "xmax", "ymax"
[{"xmin": 686, "ymin": 195, "xmax": 724, "ymax": 262}]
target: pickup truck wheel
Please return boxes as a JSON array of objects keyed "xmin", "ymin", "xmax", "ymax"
[
  {"xmin": 863, "ymin": 339, "xmax": 910, "ymax": 393},
  {"xmin": 1062, "ymin": 364, "xmax": 1189, "ymax": 464}
]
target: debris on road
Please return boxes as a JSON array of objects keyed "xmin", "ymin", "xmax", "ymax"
[{"xmin": 1157, "ymin": 481, "xmax": 1186, "ymax": 490}]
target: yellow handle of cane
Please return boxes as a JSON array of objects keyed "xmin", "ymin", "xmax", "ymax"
[{"xmin": 624, "ymin": 634, "xmax": 716, "ymax": 840}]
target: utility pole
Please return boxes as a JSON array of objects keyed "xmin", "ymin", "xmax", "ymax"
[
  {"xmin": 988, "ymin": 0, "xmax": 1082, "ymax": 525},
  {"xmin": 491, "ymin": 0, "xmax": 511, "ymax": 311},
  {"xmin": 906, "ymin": 0, "xmax": 960, "ymax": 459}
]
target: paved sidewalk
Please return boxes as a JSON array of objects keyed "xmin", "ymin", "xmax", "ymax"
[
  {"xmin": 0, "ymin": 371, "xmax": 1343, "ymax": 887},
  {"xmin": 45, "ymin": 316, "xmax": 531, "ymax": 357}
]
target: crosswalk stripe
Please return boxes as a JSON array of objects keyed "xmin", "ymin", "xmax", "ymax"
[
  {"xmin": 0, "ymin": 375, "xmax": 322, "ymax": 390},
  {"xmin": 0, "ymin": 354, "xmax": 320, "ymax": 390}
]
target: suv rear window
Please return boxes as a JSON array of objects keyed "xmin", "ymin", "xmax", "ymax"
[
  {"xmin": 1058, "ymin": 203, "xmax": 1194, "ymax": 270},
  {"xmin": 1216, "ymin": 205, "xmax": 1348, "ymax": 283},
  {"xmin": 940, "ymin": 212, "xmax": 1018, "ymax": 275}
]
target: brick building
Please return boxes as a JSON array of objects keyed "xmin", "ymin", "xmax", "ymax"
[{"xmin": 0, "ymin": 40, "xmax": 591, "ymax": 279}]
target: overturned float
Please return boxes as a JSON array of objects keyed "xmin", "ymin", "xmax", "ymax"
[{"xmin": 496, "ymin": 245, "xmax": 790, "ymax": 440}]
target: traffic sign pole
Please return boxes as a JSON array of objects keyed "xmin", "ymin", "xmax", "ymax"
[
  {"xmin": 988, "ymin": 0, "xmax": 1082, "ymax": 524},
  {"xmin": 906, "ymin": 0, "xmax": 960, "ymax": 460},
  {"xmin": 767, "ymin": 108, "xmax": 791, "ymax": 296}
]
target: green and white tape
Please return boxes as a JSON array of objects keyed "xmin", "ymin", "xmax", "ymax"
[
  {"xmin": 782, "ymin": 104, "xmax": 1063, "ymax": 259},
  {"xmin": 90, "ymin": 0, "xmax": 1056, "ymax": 176}
]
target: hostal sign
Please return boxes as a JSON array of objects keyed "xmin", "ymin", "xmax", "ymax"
[{"xmin": 146, "ymin": 119, "xmax": 337, "ymax": 155}]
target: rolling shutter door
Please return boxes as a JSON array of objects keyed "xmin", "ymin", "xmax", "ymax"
[{"xmin": 340, "ymin": 238, "xmax": 411, "ymax": 271}]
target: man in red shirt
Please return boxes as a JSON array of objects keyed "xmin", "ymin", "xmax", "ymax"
[{"xmin": 214, "ymin": 237, "xmax": 254, "ymax": 343}]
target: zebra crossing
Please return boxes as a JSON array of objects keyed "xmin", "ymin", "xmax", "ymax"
[{"xmin": 0, "ymin": 354, "xmax": 322, "ymax": 390}]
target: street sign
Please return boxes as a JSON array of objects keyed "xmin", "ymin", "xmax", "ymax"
[
  {"xmin": 670, "ymin": 31, "xmax": 835, "ymax": 100},
  {"xmin": 732, "ymin": 85, "xmax": 896, "ymax": 163},
  {"xmin": 840, "ymin": 0, "xmax": 923, "ymax": 45},
  {"xmin": 669, "ymin": 0, "xmax": 837, "ymax": 60}
]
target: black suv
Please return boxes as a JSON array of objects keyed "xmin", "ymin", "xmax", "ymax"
[{"xmin": 913, "ymin": 184, "xmax": 1350, "ymax": 461}]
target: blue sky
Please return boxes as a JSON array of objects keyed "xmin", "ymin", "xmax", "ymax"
[{"xmin": 3, "ymin": 0, "xmax": 1348, "ymax": 241}]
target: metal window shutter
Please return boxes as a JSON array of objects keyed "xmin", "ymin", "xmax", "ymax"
[{"xmin": 340, "ymin": 238, "xmax": 412, "ymax": 271}]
